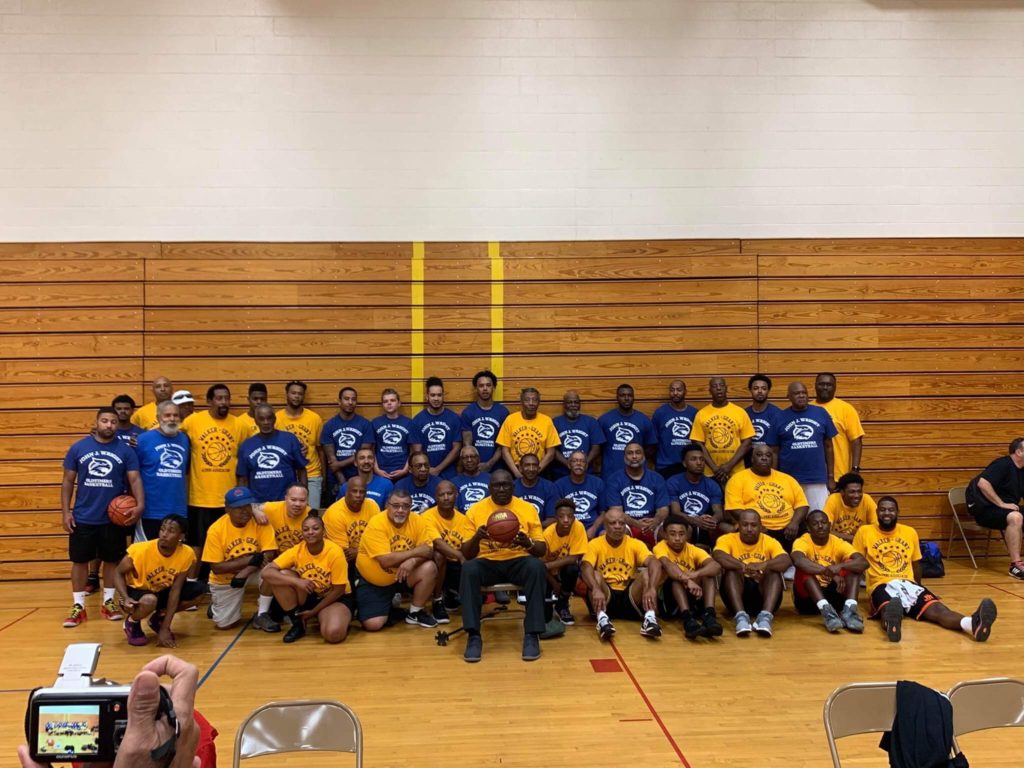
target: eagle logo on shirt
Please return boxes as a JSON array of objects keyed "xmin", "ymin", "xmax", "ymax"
[
  {"xmin": 792, "ymin": 424, "xmax": 815, "ymax": 441},
  {"xmin": 464, "ymin": 487, "xmax": 486, "ymax": 503},
  {"xmin": 671, "ymin": 420, "xmax": 693, "ymax": 438},
  {"xmin": 426, "ymin": 426, "xmax": 447, "ymax": 444},
  {"xmin": 477, "ymin": 422, "xmax": 496, "ymax": 440},
  {"xmin": 255, "ymin": 450, "xmax": 281, "ymax": 470},
  {"xmin": 624, "ymin": 490, "xmax": 647, "ymax": 511},
  {"xmin": 156, "ymin": 444, "xmax": 186, "ymax": 470},
  {"xmin": 562, "ymin": 433, "xmax": 583, "ymax": 451},
  {"xmin": 683, "ymin": 497, "xmax": 705, "ymax": 516},
  {"xmin": 614, "ymin": 425, "xmax": 637, "ymax": 444},
  {"xmin": 338, "ymin": 432, "xmax": 357, "ymax": 449},
  {"xmin": 381, "ymin": 428, "xmax": 403, "ymax": 446},
  {"xmin": 88, "ymin": 457, "xmax": 113, "ymax": 477}
]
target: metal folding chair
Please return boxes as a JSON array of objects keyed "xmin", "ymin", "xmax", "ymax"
[
  {"xmin": 823, "ymin": 682, "xmax": 898, "ymax": 767},
  {"xmin": 946, "ymin": 485, "xmax": 993, "ymax": 569},
  {"xmin": 434, "ymin": 582, "xmax": 525, "ymax": 646},
  {"xmin": 948, "ymin": 677, "xmax": 1024, "ymax": 737},
  {"xmin": 232, "ymin": 699, "xmax": 362, "ymax": 767}
]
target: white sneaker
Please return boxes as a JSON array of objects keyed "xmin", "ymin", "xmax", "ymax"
[
  {"xmin": 783, "ymin": 566, "xmax": 796, "ymax": 580},
  {"xmin": 734, "ymin": 611, "xmax": 752, "ymax": 636},
  {"xmin": 753, "ymin": 611, "xmax": 774, "ymax": 638}
]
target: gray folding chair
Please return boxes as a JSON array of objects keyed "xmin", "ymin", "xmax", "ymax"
[
  {"xmin": 232, "ymin": 699, "xmax": 362, "ymax": 766},
  {"xmin": 948, "ymin": 677, "xmax": 1024, "ymax": 737},
  {"xmin": 946, "ymin": 485, "xmax": 993, "ymax": 569},
  {"xmin": 823, "ymin": 682, "xmax": 898, "ymax": 767}
]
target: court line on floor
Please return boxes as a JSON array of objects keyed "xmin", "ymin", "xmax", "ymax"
[
  {"xmin": 0, "ymin": 608, "xmax": 37, "ymax": 633},
  {"xmin": 197, "ymin": 620, "xmax": 250, "ymax": 690},
  {"xmin": 609, "ymin": 639, "xmax": 691, "ymax": 768},
  {"xmin": 983, "ymin": 583, "xmax": 1024, "ymax": 601}
]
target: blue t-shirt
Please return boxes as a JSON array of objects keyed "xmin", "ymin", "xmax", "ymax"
[
  {"xmin": 394, "ymin": 474, "xmax": 441, "ymax": 514},
  {"xmin": 597, "ymin": 409, "xmax": 657, "ymax": 479},
  {"xmin": 135, "ymin": 430, "xmax": 190, "ymax": 519},
  {"xmin": 666, "ymin": 472, "xmax": 723, "ymax": 518},
  {"xmin": 115, "ymin": 425, "xmax": 144, "ymax": 446},
  {"xmin": 514, "ymin": 477, "xmax": 559, "ymax": 520},
  {"xmin": 340, "ymin": 475, "xmax": 393, "ymax": 509},
  {"xmin": 776, "ymin": 405, "xmax": 839, "ymax": 484},
  {"xmin": 320, "ymin": 413, "xmax": 374, "ymax": 479},
  {"xmin": 551, "ymin": 414, "xmax": 605, "ymax": 478},
  {"xmin": 553, "ymin": 474, "xmax": 607, "ymax": 528},
  {"xmin": 237, "ymin": 430, "xmax": 308, "ymax": 503},
  {"xmin": 459, "ymin": 402, "xmax": 509, "ymax": 465},
  {"xmin": 412, "ymin": 408, "xmax": 463, "ymax": 479},
  {"xmin": 651, "ymin": 403, "xmax": 698, "ymax": 469},
  {"xmin": 63, "ymin": 436, "xmax": 140, "ymax": 525},
  {"xmin": 604, "ymin": 468, "xmax": 670, "ymax": 520},
  {"xmin": 454, "ymin": 472, "xmax": 491, "ymax": 513},
  {"xmin": 746, "ymin": 403, "xmax": 782, "ymax": 447},
  {"xmin": 371, "ymin": 414, "xmax": 420, "ymax": 474}
]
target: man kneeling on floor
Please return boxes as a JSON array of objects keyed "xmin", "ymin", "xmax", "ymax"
[
  {"xmin": 654, "ymin": 516, "xmax": 723, "ymax": 639},
  {"xmin": 712, "ymin": 509, "xmax": 791, "ymax": 638},
  {"xmin": 581, "ymin": 509, "xmax": 663, "ymax": 640},
  {"xmin": 791, "ymin": 509, "xmax": 866, "ymax": 633},
  {"xmin": 852, "ymin": 496, "xmax": 997, "ymax": 643}
]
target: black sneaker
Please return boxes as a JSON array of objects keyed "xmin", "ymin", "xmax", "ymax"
[
  {"xmin": 494, "ymin": 590, "xmax": 511, "ymax": 605},
  {"xmin": 702, "ymin": 609, "xmax": 723, "ymax": 637},
  {"xmin": 405, "ymin": 610, "xmax": 439, "ymax": 629},
  {"xmin": 882, "ymin": 599, "xmax": 903, "ymax": 643},
  {"xmin": 84, "ymin": 573, "xmax": 100, "ymax": 595},
  {"xmin": 971, "ymin": 598, "xmax": 997, "ymax": 642},
  {"xmin": 253, "ymin": 612, "xmax": 281, "ymax": 633},
  {"xmin": 464, "ymin": 633, "xmax": 483, "ymax": 663},
  {"xmin": 432, "ymin": 600, "xmax": 450, "ymax": 625},
  {"xmin": 1010, "ymin": 562, "xmax": 1024, "ymax": 581},
  {"xmin": 283, "ymin": 621, "xmax": 306, "ymax": 643},
  {"xmin": 682, "ymin": 612, "xmax": 703, "ymax": 639},
  {"xmin": 522, "ymin": 633, "xmax": 541, "ymax": 661},
  {"xmin": 557, "ymin": 606, "xmax": 575, "ymax": 625}
]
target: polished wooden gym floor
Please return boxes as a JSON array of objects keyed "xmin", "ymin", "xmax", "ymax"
[{"xmin": 2, "ymin": 560, "xmax": 1022, "ymax": 767}]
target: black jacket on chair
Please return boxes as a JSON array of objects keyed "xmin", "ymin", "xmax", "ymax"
[{"xmin": 879, "ymin": 680, "xmax": 969, "ymax": 768}]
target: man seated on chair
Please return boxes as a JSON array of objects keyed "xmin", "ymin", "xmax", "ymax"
[
  {"xmin": 422, "ymin": 480, "xmax": 476, "ymax": 623},
  {"xmin": 542, "ymin": 498, "xmax": 588, "ymax": 625},
  {"xmin": 581, "ymin": 508, "xmax": 663, "ymax": 641},
  {"xmin": 354, "ymin": 488, "xmax": 439, "ymax": 631},
  {"xmin": 654, "ymin": 516, "xmax": 723, "ymax": 639},
  {"xmin": 667, "ymin": 443, "xmax": 727, "ymax": 549},
  {"xmin": 262, "ymin": 512, "xmax": 353, "ymax": 644},
  {"xmin": 712, "ymin": 509, "xmax": 791, "ymax": 638},
  {"xmin": 460, "ymin": 469, "xmax": 548, "ymax": 663},
  {"xmin": 724, "ymin": 443, "xmax": 809, "ymax": 555},
  {"xmin": 822, "ymin": 472, "xmax": 877, "ymax": 543},
  {"xmin": 604, "ymin": 441, "xmax": 670, "ymax": 546},
  {"xmin": 791, "ymin": 509, "xmax": 867, "ymax": 633},
  {"xmin": 853, "ymin": 496, "xmax": 997, "ymax": 643},
  {"xmin": 965, "ymin": 437, "xmax": 1024, "ymax": 580}
]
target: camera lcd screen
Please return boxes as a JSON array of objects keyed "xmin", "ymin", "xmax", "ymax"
[{"xmin": 36, "ymin": 705, "xmax": 102, "ymax": 758}]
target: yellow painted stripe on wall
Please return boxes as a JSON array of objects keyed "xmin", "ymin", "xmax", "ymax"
[
  {"xmin": 488, "ymin": 241, "xmax": 504, "ymax": 401},
  {"xmin": 411, "ymin": 242, "xmax": 425, "ymax": 406}
]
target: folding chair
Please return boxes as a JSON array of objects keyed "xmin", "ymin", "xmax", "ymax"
[
  {"xmin": 232, "ymin": 700, "xmax": 362, "ymax": 767},
  {"xmin": 823, "ymin": 682, "xmax": 898, "ymax": 767},
  {"xmin": 435, "ymin": 582, "xmax": 525, "ymax": 646},
  {"xmin": 946, "ymin": 486, "xmax": 993, "ymax": 569},
  {"xmin": 948, "ymin": 677, "xmax": 1024, "ymax": 737}
]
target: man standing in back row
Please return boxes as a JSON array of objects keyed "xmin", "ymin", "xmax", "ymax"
[
  {"xmin": 652, "ymin": 379, "xmax": 697, "ymax": 480},
  {"xmin": 131, "ymin": 376, "xmax": 173, "ymax": 431},
  {"xmin": 276, "ymin": 381, "xmax": 325, "ymax": 509},
  {"xmin": 690, "ymin": 377, "xmax": 755, "ymax": 483},
  {"xmin": 461, "ymin": 370, "xmax": 509, "ymax": 473},
  {"xmin": 815, "ymin": 373, "xmax": 865, "ymax": 481},
  {"xmin": 598, "ymin": 383, "xmax": 656, "ymax": 480}
]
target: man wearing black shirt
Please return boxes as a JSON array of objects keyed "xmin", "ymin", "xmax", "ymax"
[{"xmin": 966, "ymin": 437, "xmax": 1024, "ymax": 580}]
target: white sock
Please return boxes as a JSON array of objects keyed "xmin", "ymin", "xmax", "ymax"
[
  {"xmin": 103, "ymin": 587, "xmax": 115, "ymax": 602},
  {"xmin": 257, "ymin": 595, "xmax": 272, "ymax": 614},
  {"xmin": 72, "ymin": 591, "xmax": 85, "ymax": 607},
  {"xmin": 410, "ymin": 604, "xmax": 423, "ymax": 613},
  {"xmin": 644, "ymin": 609, "xmax": 657, "ymax": 622},
  {"xmin": 960, "ymin": 616, "xmax": 973, "ymax": 633},
  {"xmin": 845, "ymin": 599, "xmax": 858, "ymax": 609},
  {"xmin": 816, "ymin": 599, "xmax": 829, "ymax": 611},
  {"xmin": 596, "ymin": 610, "xmax": 609, "ymax": 623}
]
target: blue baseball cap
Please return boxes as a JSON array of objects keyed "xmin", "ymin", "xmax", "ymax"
[{"xmin": 224, "ymin": 487, "xmax": 256, "ymax": 508}]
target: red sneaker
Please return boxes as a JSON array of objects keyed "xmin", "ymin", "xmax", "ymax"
[{"xmin": 63, "ymin": 604, "xmax": 87, "ymax": 628}]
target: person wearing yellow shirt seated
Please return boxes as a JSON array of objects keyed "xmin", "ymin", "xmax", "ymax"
[
  {"xmin": 322, "ymin": 476, "xmax": 382, "ymax": 565},
  {"xmin": 201, "ymin": 487, "xmax": 278, "ymax": 630},
  {"xmin": 653, "ymin": 517, "xmax": 723, "ymax": 639},
  {"xmin": 422, "ymin": 480, "xmax": 475, "ymax": 624},
  {"xmin": 262, "ymin": 512, "xmax": 353, "ymax": 644},
  {"xmin": 543, "ymin": 499, "xmax": 588, "ymax": 625},
  {"xmin": 853, "ymin": 496, "xmax": 997, "ymax": 643},
  {"xmin": 113, "ymin": 514, "xmax": 201, "ymax": 648},
  {"xmin": 713, "ymin": 509, "xmax": 791, "ymax": 638},
  {"xmin": 724, "ymin": 443, "xmax": 809, "ymax": 556},
  {"xmin": 690, "ymin": 376, "xmax": 755, "ymax": 483},
  {"xmin": 791, "ymin": 509, "xmax": 867, "ymax": 634},
  {"xmin": 497, "ymin": 387, "xmax": 561, "ymax": 478},
  {"xmin": 355, "ymin": 489, "xmax": 439, "ymax": 631},
  {"xmin": 250, "ymin": 484, "xmax": 311, "ymax": 633},
  {"xmin": 130, "ymin": 376, "xmax": 173, "ymax": 431},
  {"xmin": 581, "ymin": 508, "xmax": 663, "ymax": 641},
  {"xmin": 461, "ymin": 470, "xmax": 548, "ymax": 663},
  {"xmin": 822, "ymin": 473, "xmax": 877, "ymax": 543}
]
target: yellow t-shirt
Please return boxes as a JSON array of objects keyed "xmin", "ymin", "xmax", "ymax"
[
  {"xmin": 261, "ymin": 500, "xmax": 310, "ymax": 552},
  {"xmin": 823, "ymin": 492, "xmax": 878, "ymax": 538},
  {"xmin": 818, "ymin": 397, "xmax": 865, "ymax": 480},
  {"xmin": 355, "ymin": 513, "xmax": 438, "ymax": 587},
  {"xmin": 421, "ymin": 506, "xmax": 477, "ymax": 560},
  {"xmin": 689, "ymin": 402, "xmax": 756, "ymax": 477},
  {"xmin": 542, "ymin": 519, "xmax": 588, "ymax": 561},
  {"xmin": 237, "ymin": 412, "xmax": 259, "ymax": 439},
  {"xmin": 321, "ymin": 497, "xmax": 381, "ymax": 551},
  {"xmin": 181, "ymin": 411, "xmax": 248, "ymax": 508},
  {"xmin": 583, "ymin": 535, "xmax": 652, "ymax": 591},
  {"xmin": 130, "ymin": 402, "xmax": 159, "ymax": 431},
  {"xmin": 466, "ymin": 496, "xmax": 544, "ymax": 562},
  {"xmin": 273, "ymin": 540, "xmax": 349, "ymax": 597},
  {"xmin": 714, "ymin": 532, "xmax": 785, "ymax": 564},
  {"xmin": 792, "ymin": 533, "xmax": 856, "ymax": 587},
  {"xmin": 124, "ymin": 541, "xmax": 196, "ymax": 591},
  {"xmin": 496, "ymin": 412, "xmax": 561, "ymax": 465},
  {"xmin": 653, "ymin": 540, "xmax": 710, "ymax": 572},
  {"xmin": 276, "ymin": 409, "xmax": 324, "ymax": 478},
  {"xmin": 201, "ymin": 515, "xmax": 278, "ymax": 586},
  {"xmin": 852, "ymin": 523, "xmax": 921, "ymax": 593},
  {"xmin": 724, "ymin": 468, "xmax": 808, "ymax": 531}
]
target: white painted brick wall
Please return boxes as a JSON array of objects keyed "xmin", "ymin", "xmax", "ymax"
[{"xmin": 0, "ymin": 0, "xmax": 1022, "ymax": 240}]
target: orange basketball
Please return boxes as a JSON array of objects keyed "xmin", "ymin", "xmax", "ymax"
[
  {"xmin": 107, "ymin": 494, "xmax": 139, "ymax": 526},
  {"xmin": 486, "ymin": 509, "xmax": 520, "ymax": 544}
]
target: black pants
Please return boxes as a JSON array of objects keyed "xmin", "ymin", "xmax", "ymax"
[
  {"xmin": 460, "ymin": 556, "xmax": 547, "ymax": 635},
  {"xmin": 552, "ymin": 563, "xmax": 579, "ymax": 608}
]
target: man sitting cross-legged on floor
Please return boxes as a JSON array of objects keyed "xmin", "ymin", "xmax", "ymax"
[
  {"xmin": 653, "ymin": 516, "xmax": 723, "ymax": 639},
  {"xmin": 790, "ymin": 509, "xmax": 867, "ymax": 634}
]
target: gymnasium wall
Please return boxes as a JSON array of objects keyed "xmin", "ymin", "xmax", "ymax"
[
  {"xmin": 1, "ymin": 0, "xmax": 1024, "ymax": 241},
  {"xmin": 1, "ymin": 237, "xmax": 1021, "ymax": 580}
]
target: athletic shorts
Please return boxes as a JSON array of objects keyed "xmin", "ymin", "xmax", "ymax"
[
  {"xmin": 736, "ymin": 575, "xmax": 783, "ymax": 616},
  {"xmin": 792, "ymin": 571, "xmax": 846, "ymax": 614},
  {"xmin": 187, "ymin": 506, "xmax": 225, "ymax": 550},
  {"xmin": 869, "ymin": 581, "xmax": 940, "ymax": 620},
  {"xmin": 762, "ymin": 525, "xmax": 797, "ymax": 553},
  {"xmin": 626, "ymin": 524, "xmax": 656, "ymax": 548},
  {"xmin": 69, "ymin": 523, "xmax": 130, "ymax": 564},
  {"xmin": 586, "ymin": 581, "xmax": 643, "ymax": 621},
  {"xmin": 127, "ymin": 580, "xmax": 206, "ymax": 610},
  {"xmin": 969, "ymin": 503, "xmax": 1016, "ymax": 532},
  {"xmin": 209, "ymin": 573, "xmax": 258, "ymax": 628},
  {"xmin": 134, "ymin": 518, "xmax": 165, "ymax": 542},
  {"xmin": 354, "ymin": 580, "xmax": 400, "ymax": 622}
]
